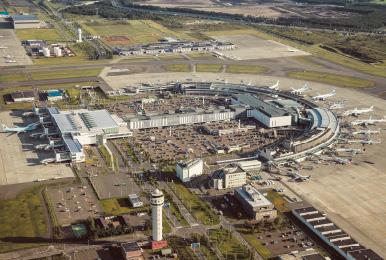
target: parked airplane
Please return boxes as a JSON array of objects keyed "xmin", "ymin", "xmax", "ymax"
[
  {"xmin": 312, "ymin": 89, "xmax": 336, "ymax": 101},
  {"xmin": 269, "ymin": 80, "xmax": 279, "ymax": 90},
  {"xmin": 335, "ymin": 148, "xmax": 363, "ymax": 155},
  {"xmin": 290, "ymin": 83, "xmax": 311, "ymax": 95},
  {"xmin": 0, "ymin": 46, "xmax": 7, "ymax": 49},
  {"xmin": 332, "ymin": 156, "xmax": 351, "ymax": 165},
  {"xmin": 5, "ymin": 59, "xmax": 16, "ymax": 63},
  {"xmin": 1, "ymin": 122, "xmax": 40, "ymax": 134},
  {"xmin": 289, "ymin": 171, "xmax": 310, "ymax": 182},
  {"xmin": 329, "ymin": 102, "xmax": 345, "ymax": 110},
  {"xmin": 350, "ymin": 116, "xmax": 386, "ymax": 126},
  {"xmin": 343, "ymin": 106, "xmax": 374, "ymax": 116},
  {"xmin": 360, "ymin": 139, "xmax": 381, "ymax": 145},
  {"xmin": 352, "ymin": 128, "xmax": 380, "ymax": 135},
  {"xmin": 22, "ymin": 111, "xmax": 36, "ymax": 117},
  {"xmin": 41, "ymin": 158, "xmax": 56, "ymax": 165}
]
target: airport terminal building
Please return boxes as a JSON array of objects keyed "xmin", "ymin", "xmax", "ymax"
[{"xmin": 38, "ymin": 107, "xmax": 132, "ymax": 163}]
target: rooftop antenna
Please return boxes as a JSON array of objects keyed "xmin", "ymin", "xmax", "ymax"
[
  {"xmin": 202, "ymin": 96, "xmax": 205, "ymax": 105},
  {"xmin": 238, "ymin": 119, "xmax": 241, "ymax": 129}
]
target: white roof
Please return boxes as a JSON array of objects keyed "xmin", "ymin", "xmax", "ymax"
[{"xmin": 235, "ymin": 185, "xmax": 273, "ymax": 208}]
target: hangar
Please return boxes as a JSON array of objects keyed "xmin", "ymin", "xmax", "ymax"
[{"xmin": 11, "ymin": 14, "xmax": 41, "ymax": 29}]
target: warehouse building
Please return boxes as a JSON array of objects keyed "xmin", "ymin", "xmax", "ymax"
[
  {"xmin": 234, "ymin": 185, "xmax": 277, "ymax": 221},
  {"xmin": 232, "ymin": 94, "xmax": 292, "ymax": 128},
  {"xmin": 127, "ymin": 108, "xmax": 234, "ymax": 130},
  {"xmin": 7, "ymin": 90, "xmax": 35, "ymax": 103},
  {"xmin": 176, "ymin": 158, "xmax": 203, "ymax": 182},
  {"xmin": 292, "ymin": 206, "xmax": 383, "ymax": 260},
  {"xmin": 11, "ymin": 14, "xmax": 41, "ymax": 29},
  {"xmin": 212, "ymin": 163, "xmax": 246, "ymax": 190}
]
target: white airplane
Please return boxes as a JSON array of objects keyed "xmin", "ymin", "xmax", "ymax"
[
  {"xmin": 0, "ymin": 46, "xmax": 7, "ymax": 49},
  {"xmin": 343, "ymin": 106, "xmax": 374, "ymax": 116},
  {"xmin": 289, "ymin": 171, "xmax": 310, "ymax": 182},
  {"xmin": 312, "ymin": 89, "xmax": 336, "ymax": 101},
  {"xmin": 5, "ymin": 59, "xmax": 16, "ymax": 63},
  {"xmin": 35, "ymin": 144, "xmax": 48, "ymax": 150},
  {"xmin": 22, "ymin": 111, "xmax": 36, "ymax": 117},
  {"xmin": 290, "ymin": 83, "xmax": 311, "ymax": 95},
  {"xmin": 269, "ymin": 80, "xmax": 279, "ymax": 90},
  {"xmin": 1, "ymin": 122, "xmax": 40, "ymax": 134},
  {"xmin": 41, "ymin": 158, "xmax": 56, "ymax": 165},
  {"xmin": 352, "ymin": 128, "xmax": 380, "ymax": 135},
  {"xmin": 332, "ymin": 156, "xmax": 351, "ymax": 165},
  {"xmin": 3, "ymin": 55, "xmax": 14, "ymax": 59},
  {"xmin": 360, "ymin": 139, "xmax": 381, "ymax": 145},
  {"xmin": 335, "ymin": 148, "xmax": 363, "ymax": 155},
  {"xmin": 329, "ymin": 102, "xmax": 345, "ymax": 110},
  {"xmin": 350, "ymin": 116, "xmax": 386, "ymax": 126}
]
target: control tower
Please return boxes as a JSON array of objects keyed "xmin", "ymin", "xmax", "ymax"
[{"xmin": 151, "ymin": 189, "xmax": 164, "ymax": 241}]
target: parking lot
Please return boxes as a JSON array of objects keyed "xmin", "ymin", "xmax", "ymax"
[
  {"xmin": 0, "ymin": 28, "xmax": 32, "ymax": 66},
  {"xmin": 47, "ymin": 184, "xmax": 102, "ymax": 226},
  {"xmin": 130, "ymin": 120, "xmax": 274, "ymax": 164},
  {"xmin": 89, "ymin": 174, "xmax": 143, "ymax": 200}
]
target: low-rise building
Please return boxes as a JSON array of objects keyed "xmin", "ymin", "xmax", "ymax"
[
  {"xmin": 11, "ymin": 14, "xmax": 40, "ymax": 29},
  {"xmin": 128, "ymin": 194, "xmax": 143, "ymax": 208},
  {"xmin": 9, "ymin": 90, "xmax": 35, "ymax": 103},
  {"xmin": 120, "ymin": 242, "xmax": 144, "ymax": 260},
  {"xmin": 236, "ymin": 160, "xmax": 262, "ymax": 172},
  {"xmin": 212, "ymin": 164, "xmax": 246, "ymax": 190},
  {"xmin": 176, "ymin": 158, "xmax": 203, "ymax": 182},
  {"xmin": 234, "ymin": 185, "xmax": 277, "ymax": 221}
]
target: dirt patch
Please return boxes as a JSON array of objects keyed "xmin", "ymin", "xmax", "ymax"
[{"xmin": 103, "ymin": 35, "xmax": 132, "ymax": 46}]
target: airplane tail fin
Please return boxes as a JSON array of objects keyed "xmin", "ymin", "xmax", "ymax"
[{"xmin": 370, "ymin": 105, "xmax": 374, "ymax": 110}]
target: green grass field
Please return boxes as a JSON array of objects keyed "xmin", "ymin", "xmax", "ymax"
[
  {"xmin": 287, "ymin": 70, "xmax": 375, "ymax": 88},
  {"xmin": 0, "ymin": 73, "xmax": 29, "ymax": 83},
  {"xmin": 100, "ymin": 197, "xmax": 150, "ymax": 216},
  {"xmin": 242, "ymin": 233, "xmax": 272, "ymax": 259},
  {"xmin": 169, "ymin": 181, "xmax": 219, "ymax": 225},
  {"xmin": 209, "ymin": 229, "xmax": 250, "ymax": 260},
  {"xmin": 0, "ymin": 186, "xmax": 47, "ymax": 253},
  {"xmin": 265, "ymin": 190, "xmax": 289, "ymax": 213},
  {"xmin": 163, "ymin": 64, "xmax": 191, "ymax": 72},
  {"xmin": 31, "ymin": 68, "xmax": 101, "ymax": 81},
  {"xmin": 15, "ymin": 28, "xmax": 63, "ymax": 42},
  {"xmin": 80, "ymin": 19, "xmax": 195, "ymax": 46},
  {"xmin": 186, "ymin": 52, "xmax": 215, "ymax": 60},
  {"xmin": 226, "ymin": 64, "xmax": 268, "ymax": 74},
  {"xmin": 196, "ymin": 64, "xmax": 222, "ymax": 73}
]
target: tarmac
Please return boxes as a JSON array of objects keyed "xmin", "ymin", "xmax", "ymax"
[{"xmin": 0, "ymin": 111, "xmax": 73, "ymax": 185}]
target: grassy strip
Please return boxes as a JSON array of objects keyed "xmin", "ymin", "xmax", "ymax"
[
  {"xmin": 287, "ymin": 70, "xmax": 375, "ymax": 88},
  {"xmin": 99, "ymin": 197, "xmax": 150, "ymax": 216},
  {"xmin": 208, "ymin": 228, "xmax": 251, "ymax": 260},
  {"xmin": 265, "ymin": 190, "xmax": 290, "ymax": 213},
  {"xmin": 164, "ymin": 193, "xmax": 189, "ymax": 227},
  {"xmin": 186, "ymin": 52, "xmax": 214, "ymax": 60},
  {"xmin": 31, "ymin": 68, "xmax": 101, "ymax": 80},
  {"xmin": 0, "ymin": 73, "xmax": 29, "ymax": 83},
  {"xmin": 169, "ymin": 181, "xmax": 219, "ymax": 225},
  {"xmin": 162, "ymin": 210, "xmax": 171, "ymax": 234},
  {"xmin": 98, "ymin": 145, "xmax": 113, "ymax": 169},
  {"xmin": 0, "ymin": 186, "xmax": 47, "ymax": 253},
  {"xmin": 15, "ymin": 28, "xmax": 63, "ymax": 42},
  {"xmin": 163, "ymin": 64, "xmax": 191, "ymax": 72},
  {"xmin": 196, "ymin": 63, "xmax": 222, "ymax": 73},
  {"xmin": 226, "ymin": 64, "xmax": 268, "ymax": 74},
  {"xmin": 241, "ymin": 233, "xmax": 272, "ymax": 259}
]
